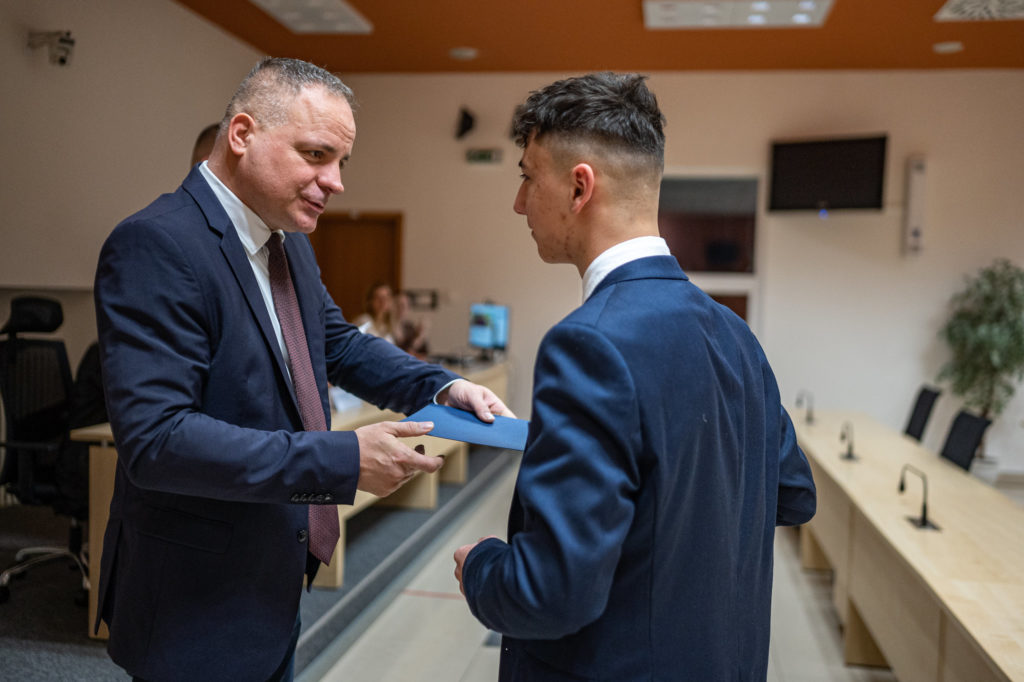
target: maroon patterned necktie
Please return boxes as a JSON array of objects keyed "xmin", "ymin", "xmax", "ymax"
[{"xmin": 266, "ymin": 233, "xmax": 339, "ymax": 565}]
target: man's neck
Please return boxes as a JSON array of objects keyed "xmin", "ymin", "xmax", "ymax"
[{"xmin": 576, "ymin": 218, "xmax": 661, "ymax": 276}]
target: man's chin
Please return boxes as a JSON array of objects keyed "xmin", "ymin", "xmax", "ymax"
[{"xmin": 290, "ymin": 217, "xmax": 320, "ymax": 234}]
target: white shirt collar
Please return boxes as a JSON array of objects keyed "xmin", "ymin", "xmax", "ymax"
[
  {"xmin": 198, "ymin": 161, "xmax": 282, "ymax": 252},
  {"xmin": 581, "ymin": 236, "xmax": 671, "ymax": 302}
]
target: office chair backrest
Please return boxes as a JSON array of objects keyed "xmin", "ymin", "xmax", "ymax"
[
  {"xmin": 0, "ymin": 296, "xmax": 63, "ymax": 335},
  {"xmin": 0, "ymin": 297, "xmax": 74, "ymax": 507},
  {"xmin": 904, "ymin": 386, "xmax": 941, "ymax": 442},
  {"xmin": 939, "ymin": 410, "xmax": 991, "ymax": 472}
]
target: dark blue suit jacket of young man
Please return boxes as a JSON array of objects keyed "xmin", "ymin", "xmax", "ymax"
[
  {"xmin": 462, "ymin": 256, "xmax": 816, "ymax": 681},
  {"xmin": 93, "ymin": 167, "xmax": 458, "ymax": 682}
]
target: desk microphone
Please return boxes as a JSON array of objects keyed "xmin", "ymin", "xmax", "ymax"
[
  {"xmin": 898, "ymin": 464, "xmax": 939, "ymax": 530},
  {"xmin": 796, "ymin": 390, "xmax": 815, "ymax": 424},
  {"xmin": 839, "ymin": 421, "xmax": 856, "ymax": 460}
]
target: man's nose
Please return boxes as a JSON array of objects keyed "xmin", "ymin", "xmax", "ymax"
[{"xmin": 320, "ymin": 164, "xmax": 344, "ymax": 194}]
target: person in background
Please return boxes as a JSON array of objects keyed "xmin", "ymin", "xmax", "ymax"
[
  {"xmin": 94, "ymin": 57, "xmax": 510, "ymax": 682},
  {"xmin": 454, "ymin": 72, "xmax": 816, "ymax": 681},
  {"xmin": 190, "ymin": 122, "xmax": 219, "ymax": 166},
  {"xmin": 354, "ymin": 281, "xmax": 395, "ymax": 342},
  {"xmin": 392, "ymin": 290, "xmax": 430, "ymax": 358}
]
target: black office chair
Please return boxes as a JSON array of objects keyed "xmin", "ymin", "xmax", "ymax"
[
  {"xmin": 904, "ymin": 385, "xmax": 941, "ymax": 442},
  {"xmin": 938, "ymin": 410, "xmax": 991, "ymax": 472},
  {"xmin": 0, "ymin": 296, "xmax": 89, "ymax": 604}
]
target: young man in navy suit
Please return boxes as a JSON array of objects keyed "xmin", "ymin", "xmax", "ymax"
[
  {"xmin": 94, "ymin": 58, "xmax": 509, "ymax": 682},
  {"xmin": 454, "ymin": 73, "xmax": 816, "ymax": 680}
]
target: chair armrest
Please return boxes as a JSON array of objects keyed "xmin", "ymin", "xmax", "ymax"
[{"xmin": 0, "ymin": 440, "xmax": 61, "ymax": 453}]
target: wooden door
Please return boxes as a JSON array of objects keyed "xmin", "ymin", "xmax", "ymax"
[{"xmin": 308, "ymin": 212, "xmax": 402, "ymax": 322}]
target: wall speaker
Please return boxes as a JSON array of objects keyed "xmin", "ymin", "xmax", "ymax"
[
  {"xmin": 456, "ymin": 108, "xmax": 475, "ymax": 139},
  {"xmin": 902, "ymin": 154, "xmax": 926, "ymax": 256}
]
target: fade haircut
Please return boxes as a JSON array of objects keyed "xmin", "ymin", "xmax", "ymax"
[
  {"xmin": 512, "ymin": 72, "xmax": 666, "ymax": 179},
  {"xmin": 220, "ymin": 57, "xmax": 356, "ymax": 134}
]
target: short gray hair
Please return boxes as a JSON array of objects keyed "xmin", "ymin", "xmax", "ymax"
[{"xmin": 220, "ymin": 57, "xmax": 355, "ymax": 133}]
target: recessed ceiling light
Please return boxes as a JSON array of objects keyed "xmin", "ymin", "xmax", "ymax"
[
  {"xmin": 449, "ymin": 46, "xmax": 479, "ymax": 61},
  {"xmin": 935, "ymin": 0, "xmax": 1024, "ymax": 21},
  {"xmin": 248, "ymin": 0, "xmax": 372, "ymax": 34},
  {"xmin": 933, "ymin": 40, "xmax": 965, "ymax": 53},
  {"xmin": 643, "ymin": 0, "xmax": 833, "ymax": 29}
]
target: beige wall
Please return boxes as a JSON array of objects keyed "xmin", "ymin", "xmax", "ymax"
[
  {"xmin": 338, "ymin": 70, "xmax": 1024, "ymax": 472},
  {"xmin": 1, "ymin": 0, "xmax": 1021, "ymax": 472},
  {"xmin": 0, "ymin": 0, "xmax": 260, "ymax": 367},
  {"xmin": 0, "ymin": 0, "xmax": 261, "ymax": 290}
]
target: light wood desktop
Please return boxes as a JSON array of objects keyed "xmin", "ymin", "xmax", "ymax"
[
  {"xmin": 71, "ymin": 361, "xmax": 508, "ymax": 640},
  {"xmin": 795, "ymin": 410, "xmax": 1024, "ymax": 682}
]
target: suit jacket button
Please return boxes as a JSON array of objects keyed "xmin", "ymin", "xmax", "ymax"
[
  {"xmin": 323, "ymin": 494, "xmax": 333, "ymax": 503},
  {"xmin": 297, "ymin": 529, "xmax": 308, "ymax": 543},
  {"xmin": 314, "ymin": 494, "xmax": 325, "ymax": 504},
  {"xmin": 290, "ymin": 493, "xmax": 301, "ymax": 503}
]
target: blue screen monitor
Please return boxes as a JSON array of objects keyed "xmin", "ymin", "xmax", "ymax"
[{"xmin": 468, "ymin": 303, "xmax": 508, "ymax": 351}]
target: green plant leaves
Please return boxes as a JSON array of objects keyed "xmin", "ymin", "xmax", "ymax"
[{"xmin": 938, "ymin": 258, "xmax": 1024, "ymax": 419}]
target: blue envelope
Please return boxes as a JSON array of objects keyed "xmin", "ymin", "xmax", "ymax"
[{"xmin": 402, "ymin": 403, "xmax": 529, "ymax": 451}]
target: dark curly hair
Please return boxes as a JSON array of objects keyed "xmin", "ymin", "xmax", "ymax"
[{"xmin": 512, "ymin": 72, "xmax": 665, "ymax": 175}]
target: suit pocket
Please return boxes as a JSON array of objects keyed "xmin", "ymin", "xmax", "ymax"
[{"xmin": 137, "ymin": 505, "xmax": 233, "ymax": 554}]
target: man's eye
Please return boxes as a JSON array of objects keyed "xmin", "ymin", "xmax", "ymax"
[{"xmin": 307, "ymin": 150, "xmax": 325, "ymax": 160}]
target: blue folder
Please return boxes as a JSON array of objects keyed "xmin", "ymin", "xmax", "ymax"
[{"xmin": 402, "ymin": 403, "xmax": 529, "ymax": 451}]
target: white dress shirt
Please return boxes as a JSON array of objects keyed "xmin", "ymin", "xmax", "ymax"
[
  {"xmin": 581, "ymin": 236, "xmax": 672, "ymax": 303},
  {"xmin": 197, "ymin": 163, "xmax": 460, "ymax": 406},
  {"xmin": 198, "ymin": 162, "xmax": 293, "ymax": 385}
]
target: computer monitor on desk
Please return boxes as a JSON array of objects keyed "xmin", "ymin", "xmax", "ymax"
[{"xmin": 468, "ymin": 302, "xmax": 508, "ymax": 361}]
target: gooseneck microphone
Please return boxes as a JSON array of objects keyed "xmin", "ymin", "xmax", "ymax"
[
  {"xmin": 899, "ymin": 464, "xmax": 939, "ymax": 530},
  {"xmin": 839, "ymin": 421, "xmax": 856, "ymax": 460},
  {"xmin": 796, "ymin": 390, "xmax": 815, "ymax": 424}
]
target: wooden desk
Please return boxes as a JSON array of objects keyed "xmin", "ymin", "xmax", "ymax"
[
  {"xmin": 72, "ymin": 361, "xmax": 508, "ymax": 638},
  {"xmin": 796, "ymin": 410, "xmax": 1024, "ymax": 682}
]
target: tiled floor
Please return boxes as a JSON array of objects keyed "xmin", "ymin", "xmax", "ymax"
[{"xmin": 312, "ymin": 463, "xmax": 908, "ymax": 682}]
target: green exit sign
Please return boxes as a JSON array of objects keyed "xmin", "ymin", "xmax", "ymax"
[{"xmin": 465, "ymin": 148, "xmax": 502, "ymax": 164}]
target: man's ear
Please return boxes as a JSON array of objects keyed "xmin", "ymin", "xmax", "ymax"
[
  {"xmin": 570, "ymin": 163, "xmax": 595, "ymax": 214},
  {"xmin": 226, "ymin": 113, "xmax": 256, "ymax": 156}
]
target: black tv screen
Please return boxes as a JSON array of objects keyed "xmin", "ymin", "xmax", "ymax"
[{"xmin": 768, "ymin": 135, "xmax": 887, "ymax": 211}]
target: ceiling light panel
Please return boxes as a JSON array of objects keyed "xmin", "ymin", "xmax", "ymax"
[
  {"xmin": 643, "ymin": 0, "xmax": 833, "ymax": 28},
  {"xmin": 249, "ymin": 0, "xmax": 372, "ymax": 34},
  {"xmin": 935, "ymin": 0, "xmax": 1024, "ymax": 21}
]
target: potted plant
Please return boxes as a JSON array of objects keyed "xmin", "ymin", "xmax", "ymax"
[{"xmin": 937, "ymin": 259, "xmax": 1024, "ymax": 446}]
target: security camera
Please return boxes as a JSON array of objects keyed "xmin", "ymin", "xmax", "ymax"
[{"xmin": 28, "ymin": 31, "xmax": 75, "ymax": 67}]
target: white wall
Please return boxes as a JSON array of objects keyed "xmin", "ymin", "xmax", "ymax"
[
  {"xmin": 0, "ymin": 0, "xmax": 261, "ymax": 365},
  {"xmin": 2, "ymin": 0, "xmax": 1021, "ymax": 472},
  {"xmin": 338, "ymin": 70, "xmax": 1024, "ymax": 472},
  {"xmin": 0, "ymin": 0, "xmax": 261, "ymax": 291}
]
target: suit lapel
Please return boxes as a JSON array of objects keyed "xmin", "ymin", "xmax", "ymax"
[{"xmin": 182, "ymin": 170, "xmax": 299, "ymax": 411}]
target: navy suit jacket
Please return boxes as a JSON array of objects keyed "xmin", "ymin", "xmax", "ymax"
[
  {"xmin": 462, "ymin": 256, "xmax": 816, "ymax": 681},
  {"xmin": 93, "ymin": 167, "xmax": 458, "ymax": 681}
]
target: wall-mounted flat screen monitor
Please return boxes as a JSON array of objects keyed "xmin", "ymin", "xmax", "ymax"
[
  {"xmin": 768, "ymin": 135, "xmax": 887, "ymax": 212},
  {"xmin": 468, "ymin": 303, "xmax": 508, "ymax": 351}
]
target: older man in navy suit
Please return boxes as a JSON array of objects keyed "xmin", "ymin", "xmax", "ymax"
[
  {"xmin": 454, "ymin": 73, "xmax": 816, "ymax": 680},
  {"xmin": 95, "ymin": 58, "xmax": 509, "ymax": 682}
]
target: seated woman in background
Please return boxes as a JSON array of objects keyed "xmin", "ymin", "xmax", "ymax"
[
  {"xmin": 353, "ymin": 281, "xmax": 395, "ymax": 342},
  {"xmin": 393, "ymin": 290, "xmax": 430, "ymax": 359}
]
